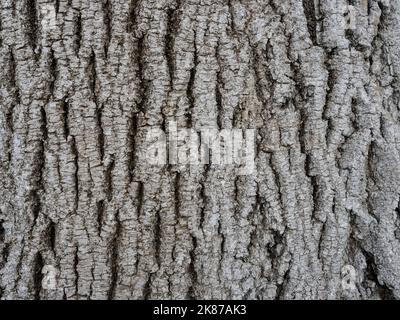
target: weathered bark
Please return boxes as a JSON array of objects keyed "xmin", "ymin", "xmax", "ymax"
[{"xmin": 0, "ymin": 0, "xmax": 400, "ymax": 300}]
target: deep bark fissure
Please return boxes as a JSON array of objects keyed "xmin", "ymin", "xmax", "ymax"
[
  {"xmin": 33, "ymin": 252, "xmax": 44, "ymax": 300},
  {"xmin": 62, "ymin": 100, "xmax": 70, "ymax": 139},
  {"xmin": 186, "ymin": 32, "xmax": 197, "ymax": 127},
  {"xmin": 74, "ymin": 11, "xmax": 82, "ymax": 55},
  {"xmin": 108, "ymin": 210, "xmax": 121, "ymax": 300},
  {"xmin": 127, "ymin": 0, "xmax": 139, "ymax": 34},
  {"xmin": 105, "ymin": 157, "xmax": 115, "ymax": 202},
  {"xmin": 302, "ymin": 0, "xmax": 317, "ymax": 45},
  {"xmin": 73, "ymin": 246, "xmax": 79, "ymax": 296},
  {"xmin": 165, "ymin": 7, "xmax": 178, "ymax": 87},
  {"xmin": 26, "ymin": 0, "xmax": 38, "ymax": 51},
  {"xmin": 96, "ymin": 200, "xmax": 105, "ymax": 236},
  {"xmin": 96, "ymin": 104, "xmax": 104, "ymax": 162},
  {"xmin": 128, "ymin": 112, "xmax": 138, "ymax": 182},
  {"xmin": 136, "ymin": 35, "xmax": 147, "ymax": 113},
  {"xmin": 188, "ymin": 235, "xmax": 198, "ymax": 299}
]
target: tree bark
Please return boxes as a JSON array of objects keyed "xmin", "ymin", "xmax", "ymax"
[{"xmin": 0, "ymin": 0, "xmax": 400, "ymax": 300}]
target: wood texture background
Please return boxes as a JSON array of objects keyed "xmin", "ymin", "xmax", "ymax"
[{"xmin": 0, "ymin": 0, "xmax": 400, "ymax": 299}]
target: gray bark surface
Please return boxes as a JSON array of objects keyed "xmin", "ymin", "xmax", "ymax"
[{"xmin": 0, "ymin": 0, "xmax": 400, "ymax": 300}]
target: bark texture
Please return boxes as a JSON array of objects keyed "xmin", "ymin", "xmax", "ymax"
[{"xmin": 1, "ymin": 0, "xmax": 400, "ymax": 300}]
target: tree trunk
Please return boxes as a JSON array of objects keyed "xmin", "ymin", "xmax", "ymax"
[{"xmin": 1, "ymin": 0, "xmax": 400, "ymax": 300}]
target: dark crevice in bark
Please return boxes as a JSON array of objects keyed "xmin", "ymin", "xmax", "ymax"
[
  {"xmin": 361, "ymin": 248, "xmax": 396, "ymax": 300},
  {"xmin": 154, "ymin": 208, "xmax": 161, "ymax": 267},
  {"xmin": 11, "ymin": 0, "xmax": 16, "ymax": 16},
  {"xmin": 322, "ymin": 49, "xmax": 336, "ymax": 125},
  {"xmin": 298, "ymin": 109, "xmax": 307, "ymax": 155},
  {"xmin": 31, "ymin": 192, "xmax": 41, "ymax": 222},
  {"xmin": 269, "ymin": 156, "xmax": 283, "ymax": 209},
  {"xmin": 49, "ymin": 49, "xmax": 57, "ymax": 98},
  {"xmin": 345, "ymin": 29, "xmax": 368, "ymax": 53},
  {"xmin": 74, "ymin": 11, "xmax": 82, "ymax": 55},
  {"xmin": 218, "ymin": 220, "xmax": 225, "ymax": 255},
  {"xmin": 199, "ymin": 165, "xmax": 210, "ymax": 230},
  {"xmin": 233, "ymin": 177, "xmax": 241, "ymax": 217},
  {"xmin": 103, "ymin": 0, "xmax": 112, "ymax": 58},
  {"xmin": 128, "ymin": 113, "xmax": 138, "ymax": 182},
  {"xmin": 367, "ymin": 0, "xmax": 372, "ymax": 16},
  {"xmin": 14, "ymin": 248, "xmax": 24, "ymax": 293},
  {"xmin": 174, "ymin": 172, "xmax": 180, "ymax": 219},
  {"xmin": 251, "ymin": 47, "xmax": 267, "ymax": 105},
  {"xmin": 275, "ymin": 262, "xmax": 291, "ymax": 299},
  {"xmin": 308, "ymin": 173, "xmax": 320, "ymax": 222},
  {"xmin": 96, "ymin": 200, "xmax": 104, "ymax": 236},
  {"xmin": 33, "ymin": 251, "xmax": 44, "ymax": 300},
  {"xmin": 6, "ymin": 103, "xmax": 14, "ymax": 138},
  {"xmin": 41, "ymin": 105, "xmax": 48, "ymax": 142},
  {"xmin": 0, "ymin": 220, "xmax": 6, "ymax": 291},
  {"xmin": 127, "ymin": 0, "xmax": 139, "ymax": 33},
  {"xmin": 302, "ymin": 0, "xmax": 317, "ymax": 45},
  {"xmin": 89, "ymin": 266, "xmax": 94, "ymax": 299},
  {"xmin": 186, "ymin": 33, "xmax": 197, "ymax": 127},
  {"xmin": 215, "ymin": 43, "xmax": 223, "ymax": 130},
  {"xmin": 293, "ymin": 62, "xmax": 308, "ymax": 150},
  {"xmin": 9, "ymin": 49, "xmax": 20, "ymax": 105},
  {"xmin": 227, "ymin": 0, "xmax": 236, "ymax": 33},
  {"xmin": 0, "ymin": 11, "xmax": 2, "ymax": 47},
  {"xmin": 26, "ymin": 0, "xmax": 38, "ymax": 51},
  {"xmin": 0, "ymin": 220, "xmax": 4, "ymax": 243},
  {"xmin": 71, "ymin": 136, "xmax": 79, "ymax": 206},
  {"xmin": 217, "ymin": 220, "xmax": 225, "ymax": 280},
  {"xmin": 395, "ymin": 200, "xmax": 400, "ymax": 240},
  {"xmin": 105, "ymin": 156, "xmax": 115, "ymax": 201},
  {"xmin": 350, "ymin": 97, "xmax": 359, "ymax": 130},
  {"xmin": 247, "ymin": 227, "xmax": 258, "ymax": 258},
  {"xmin": 96, "ymin": 104, "xmax": 104, "ymax": 161},
  {"xmin": 55, "ymin": 0, "xmax": 60, "ymax": 14},
  {"xmin": 73, "ymin": 246, "xmax": 79, "ymax": 296},
  {"xmin": 62, "ymin": 100, "xmax": 70, "ymax": 139},
  {"xmin": 48, "ymin": 220, "xmax": 56, "ymax": 251},
  {"xmin": 317, "ymin": 220, "xmax": 326, "ymax": 260},
  {"xmin": 88, "ymin": 50, "xmax": 97, "ymax": 103},
  {"xmin": 366, "ymin": 141, "xmax": 380, "ymax": 222},
  {"xmin": 108, "ymin": 210, "xmax": 121, "ymax": 299},
  {"xmin": 167, "ymin": 279, "xmax": 172, "ymax": 298},
  {"xmin": 267, "ymin": 230, "xmax": 284, "ymax": 260},
  {"xmin": 143, "ymin": 273, "xmax": 152, "ymax": 299},
  {"xmin": 1, "ymin": 244, "xmax": 10, "ymax": 269},
  {"xmin": 165, "ymin": 8, "xmax": 177, "ymax": 87},
  {"xmin": 136, "ymin": 181, "xmax": 144, "ymax": 215},
  {"xmin": 325, "ymin": 50, "xmax": 337, "ymax": 93},
  {"xmin": 136, "ymin": 35, "xmax": 147, "ymax": 113},
  {"xmin": 32, "ymin": 110, "xmax": 46, "ymax": 222},
  {"xmin": 264, "ymin": 40, "xmax": 276, "ymax": 103},
  {"xmin": 188, "ymin": 235, "xmax": 197, "ymax": 299},
  {"xmin": 5, "ymin": 74, "xmax": 14, "ymax": 162},
  {"xmin": 377, "ymin": 0, "xmax": 386, "ymax": 11}
]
